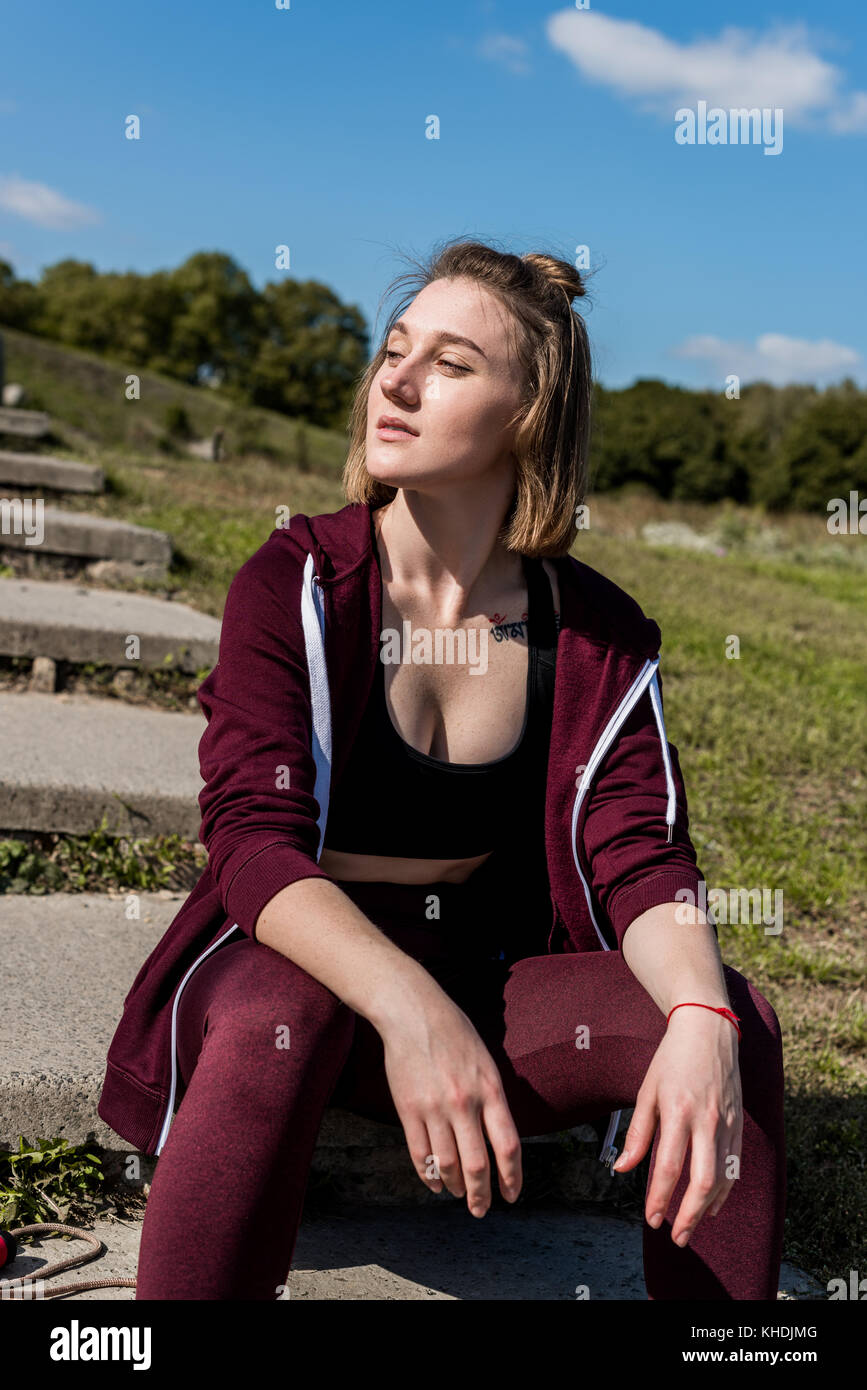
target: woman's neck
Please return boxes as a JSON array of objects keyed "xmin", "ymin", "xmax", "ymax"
[{"xmin": 374, "ymin": 490, "xmax": 522, "ymax": 626}]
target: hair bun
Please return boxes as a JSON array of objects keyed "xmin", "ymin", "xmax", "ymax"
[{"xmin": 523, "ymin": 253, "xmax": 586, "ymax": 303}]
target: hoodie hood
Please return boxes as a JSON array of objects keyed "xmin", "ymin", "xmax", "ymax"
[{"xmin": 288, "ymin": 500, "xmax": 663, "ymax": 657}]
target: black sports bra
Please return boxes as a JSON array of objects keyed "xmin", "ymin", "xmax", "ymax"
[{"xmin": 322, "ymin": 555, "xmax": 558, "ymax": 859}]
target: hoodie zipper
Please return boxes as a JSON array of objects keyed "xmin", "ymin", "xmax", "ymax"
[
  {"xmin": 154, "ymin": 920, "xmax": 241, "ymax": 1156},
  {"xmin": 156, "ymin": 555, "xmax": 678, "ymax": 1165},
  {"xmin": 568, "ymin": 656, "xmax": 665, "ymax": 1166}
]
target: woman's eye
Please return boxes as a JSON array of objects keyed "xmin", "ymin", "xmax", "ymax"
[{"xmin": 384, "ymin": 349, "xmax": 469, "ymax": 374}]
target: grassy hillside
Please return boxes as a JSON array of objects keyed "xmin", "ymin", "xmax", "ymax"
[{"xmin": 1, "ymin": 324, "xmax": 349, "ymax": 481}]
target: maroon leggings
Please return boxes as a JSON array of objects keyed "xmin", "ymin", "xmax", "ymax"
[{"xmin": 135, "ymin": 876, "xmax": 786, "ymax": 1301}]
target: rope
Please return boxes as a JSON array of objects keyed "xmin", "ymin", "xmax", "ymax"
[{"xmin": 0, "ymin": 1222, "xmax": 136, "ymax": 1299}]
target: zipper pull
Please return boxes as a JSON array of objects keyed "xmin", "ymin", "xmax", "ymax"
[{"xmin": 601, "ymin": 1144, "xmax": 619, "ymax": 1169}]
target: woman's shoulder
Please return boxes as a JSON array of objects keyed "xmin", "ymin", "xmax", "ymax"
[
  {"xmin": 556, "ymin": 552, "xmax": 661, "ymax": 657},
  {"xmin": 220, "ymin": 501, "xmax": 373, "ymax": 627},
  {"xmin": 233, "ymin": 501, "xmax": 371, "ymax": 591},
  {"xmin": 216, "ymin": 517, "xmax": 319, "ymax": 641}
]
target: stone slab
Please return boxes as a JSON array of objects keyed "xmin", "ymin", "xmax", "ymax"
[
  {"xmin": 0, "ymin": 692, "xmax": 204, "ymax": 836},
  {"xmin": 0, "ymin": 893, "xmax": 183, "ymax": 1152},
  {"xmin": 0, "ymin": 577, "xmax": 220, "ymax": 672},
  {"xmin": 0, "ymin": 506, "xmax": 171, "ymax": 565},
  {"xmin": 0, "ymin": 407, "xmax": 49, "ymax": 438},
  {"xmin": 0, "ymin": 450, "xmax": 105, "ymax": 493}
]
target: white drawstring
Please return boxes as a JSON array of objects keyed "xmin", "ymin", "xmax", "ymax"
[
  {"xmin": 648, "ymin": 671, "xmax": 677, "ymax": 843},
  {"xmin": 300, "ymin": 553, "xmax": 333, "ymax": 860}
]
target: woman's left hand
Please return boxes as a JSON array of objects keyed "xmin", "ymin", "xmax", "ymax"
[{"xmin": 612, "ymin": 1008, "xmax": 743, "ymax": 1246}]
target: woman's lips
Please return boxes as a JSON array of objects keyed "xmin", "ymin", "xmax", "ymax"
[
  {"xmin": 376, "ymin": 424, "xmax": 417, "ymax": 439},
  {"xmin": 376, "ymin": 415, "xmax": 418, "ymax": 437}
]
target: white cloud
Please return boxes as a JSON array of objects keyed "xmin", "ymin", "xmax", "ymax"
[
  {"xmin": 478, "ymin": 32, "xmax": 531, "ymax": 76},
  {"xmin": 671, "ymin": 332, "xmax": 861, "ymax": 384},
  {"xmin": 545, "ymin": 11, "xmax": 867, "ymax": 133},
  {"xmin": 0, "ymin": 175, "xmax": 101, "ymax": 229},
  {"xmin": 827, "ymin": 90, "xmax": 867, "ymax": 134}
]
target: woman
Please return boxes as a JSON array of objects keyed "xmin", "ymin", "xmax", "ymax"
[{"xmin": 98, "ymin": 238, "xmax": 786, "ymax": 1301}]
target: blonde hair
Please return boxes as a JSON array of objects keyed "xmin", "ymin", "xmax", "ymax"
[{"xmin": 341, "ymin": 237, "xmax": 594, "ymax": 557}]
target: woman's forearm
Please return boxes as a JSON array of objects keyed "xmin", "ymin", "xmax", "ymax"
[
  {"xmin": 254, "ymin": 876, "xmax": 447, "ymax": 1034},
  {"xmin": 620, "ymin": 900, "xmax": 731, "ymax": 1018},
  {"xmin": 257, "ymin": 883, "xmax": 730, "ymax": 1040}
]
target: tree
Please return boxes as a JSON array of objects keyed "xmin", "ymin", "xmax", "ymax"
[
  {"xmin": 591, "ymin": 379, "xmax": 729, "ymax": 500},
  {"xmin": 250, "ymin": 277, "xmax": 368, "ymax": 428},
  {"xmin": 0, "ymin": 259, "xmax": 42, "ymax": 330},
  {"xmin": 165, "ymin": 252, "xmax": 260, "ymax": 398},
  {"xmin": 775, "ymin": 392, "xmax": 867, "ymax": 511},
  {"xmin": 32, "ymin": 260, "xmax": 108, "ymax": 348}
]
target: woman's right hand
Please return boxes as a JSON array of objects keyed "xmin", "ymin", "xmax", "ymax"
[{"xmin": 379, "ymin": 987, "xmax": 523, "ymax": 1217}]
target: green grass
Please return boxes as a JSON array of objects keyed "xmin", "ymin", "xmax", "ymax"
[
  {"xmin": 0, "ymin": 820, "xmax": 207, "ymax": 895},
  {"xmin": 0, "ymin": 1136, "xmax": 105, "ymax": 1227}
]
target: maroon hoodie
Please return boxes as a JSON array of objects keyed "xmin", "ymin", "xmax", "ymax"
[{"xmin": 97, "ymin": 500, "xmax": 705, "ymax": 1162}]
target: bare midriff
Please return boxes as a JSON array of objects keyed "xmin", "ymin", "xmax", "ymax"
[{"xmin": 317, "ymin": 847, "xmax": 493, "ymax": 885}]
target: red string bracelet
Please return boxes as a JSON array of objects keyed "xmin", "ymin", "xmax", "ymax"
[{"xmin": 667, "ymin": 1002, "xmax": 742, "ymax": 1041}]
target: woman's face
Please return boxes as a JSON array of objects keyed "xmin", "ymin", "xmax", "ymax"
[{"xmin": 365, "ymin": 276, "xmax": 527, "ymax": 495}]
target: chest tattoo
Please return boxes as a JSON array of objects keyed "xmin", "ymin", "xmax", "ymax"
[{"xmin": 487, "ymin": 610, "xmax": 561, "ymax": 642}]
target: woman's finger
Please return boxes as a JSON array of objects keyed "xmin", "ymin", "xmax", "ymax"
[
  {"xmin": 670, "ymin": 1121, "xmax": 722, "ymax": 1246},
  {"xmin": 480, "ymin": 1092, "xmax": 523, "ymax": 1202},
  {"xmin": 451, "ymin": 1111, "xmax": 494, "ymax": 1217},
  {"xmin": 644, "ymin": 1105, "xmax": 690, "ymax": 1230},
  {"xmin": 613, "ymin": 1076, "xmax": 658, "ymax": 1171},
  {"xmin": 425, "ymin": 1116, "xmax": 465, "ymax": 1200},
  {"xmin": 402, "ymin": 1111, "xmax": 444, "ymax": 1193}
]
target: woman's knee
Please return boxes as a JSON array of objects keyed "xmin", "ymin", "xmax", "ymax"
[
  {"xmin": 192, "ymin": 938, "xmax": 352, "ymax": 1052},
  {"xmin": 721, "ymin": 964, "xmax": 784, "ymax": 1097}
]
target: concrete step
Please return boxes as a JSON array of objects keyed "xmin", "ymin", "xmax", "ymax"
[
  {"xmin": 0, "ymin": 450, "xmax": 105, "ymax": 493},
  {"xmin": 0, "ymin": 406, "xmax": 50, "ymax": 438},
  {"xmin": 0, "ymin": 505, "xmax": 171, "ymax": 580},
  {"xmin": 0, "ymin": 1207, "xmax": 827, "ymax": 1301},
  {"xmin": 0, "ymin": 692, "xmax": 203, "ymax": 836},
  {"xmin": 0, "ymin": 577, "xmax": 220, "ymax": 672},
  {"xmin": 0, "ymin": 893, "xmax": 194, "ymax": 1153},
  {"xmin": 0, "ymin": 893, "xmax": 825, "ymax": 1301}
]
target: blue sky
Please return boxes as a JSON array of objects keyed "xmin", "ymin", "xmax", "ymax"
[{"xmin": 1, "ymin": 0, "xmax": 865, "ymax": 390}]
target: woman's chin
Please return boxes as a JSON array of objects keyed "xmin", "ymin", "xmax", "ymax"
[{"xmin": 364, "ymin": 452, "xmax": 415, "ymax": 487}]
